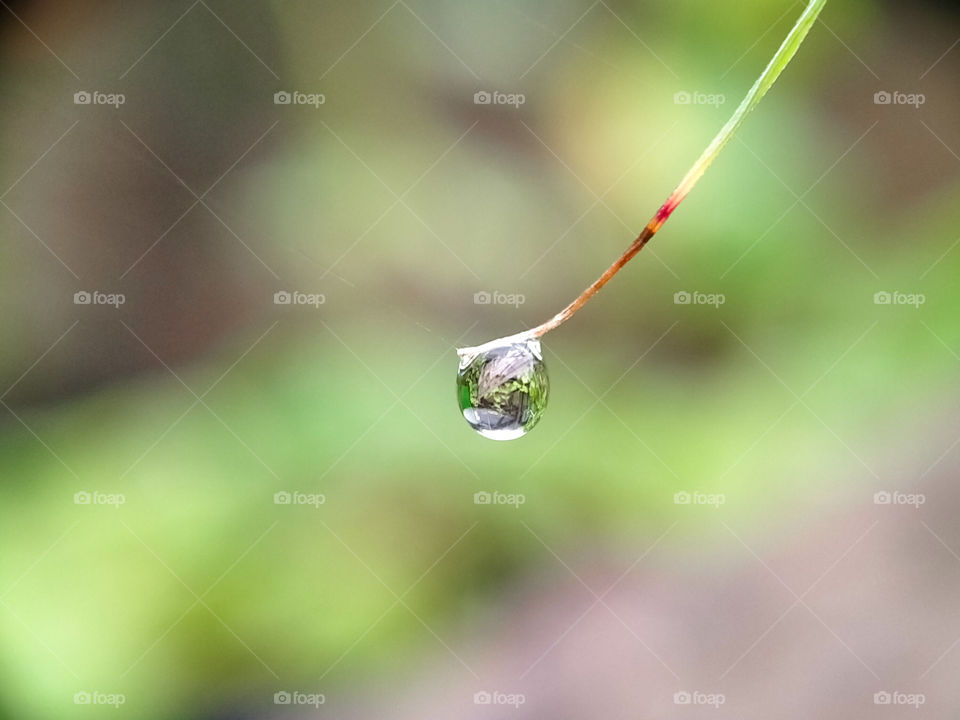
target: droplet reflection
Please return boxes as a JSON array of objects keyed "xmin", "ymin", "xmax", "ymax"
[{"xmin": 456, "ymin": 338, "xmax": 549, "ymax": 440}]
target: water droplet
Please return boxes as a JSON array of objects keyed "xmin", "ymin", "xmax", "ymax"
[{"xmin": 456, "ymin": 338, "xmax": 549, "ymax": 440}]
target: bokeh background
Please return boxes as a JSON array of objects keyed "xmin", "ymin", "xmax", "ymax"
[{"xmin": 1, "ymin": 0, "xmax": 959, "ymax": 717}]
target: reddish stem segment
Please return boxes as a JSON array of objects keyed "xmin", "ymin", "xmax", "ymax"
[{"xmin": 528, "ymin": 193, "xmax": 680, "ymax": 338}]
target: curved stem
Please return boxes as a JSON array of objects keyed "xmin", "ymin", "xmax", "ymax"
[
  {"xmin": 528, "ymin": 223, "xmax": 657, "ymax": 338},
  {"xmin": 464, "ymin": 0, "xmax": 828, "ymax": 353}
]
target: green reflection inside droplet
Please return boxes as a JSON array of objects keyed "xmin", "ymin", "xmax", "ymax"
[{"xmin": 456, "ymin": 339, "xmax": 549, "ymax": 440}]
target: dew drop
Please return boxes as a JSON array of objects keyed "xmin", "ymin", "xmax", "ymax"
[{"xmin": 456, "ymin": 338, "xmax": 549, "ymax": 440}]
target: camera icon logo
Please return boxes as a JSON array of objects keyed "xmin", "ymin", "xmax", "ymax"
[
  {"xmin": 673, "ymin": 691, "xmax": 692, "ymax": 704},
  {"xmin": 274, "ymin": 491, "xmax": 292, "ymax": 505},
  {"xmin": 274, "ymin": 691, "xmax": 292, "ymax": 704},
  {"xmin": 673, "ymin": 291, "xmax": 691, "ymax": 305},
  {"xmin": 474, "ymin": 91, "xmax": 491, "ymax": 105},
  {"xmin": 474, "ymin": 291, "xmax": 491, "ymax": 305},
  {"xmin": 274, "ymin": 291, "xmax": 291, "ymax": 305},
  {"xmin": 873, "ymin": 91, "xmax": 891, "ymax": 105},
  {"xmin": 673, "ymin": 491, "xmax": 691, "ymax": 505},
  {"xmin": 474, "ymin": 491, "xmax": 491, "ymax": 505},
  {"xmin": 673, "ymin": 91, "xmax": 691, "ymax": 105},
  {"xmin": 873, "ymin": 291, "xmax": 891, "ymax": 305},
  {"xmin": 874, "ymin": 691, "xmax": 891, "ymax": 704},
  {"xmin": 74, "ymin": 291, "xmax": 92, "ymax": 305},
  {"xmin": 74, "ymin": 491, "xmax": 92, "ymax": 505},
  {"xmin": 474, "ymin": 691, "xmax": 492, "ymax": 705},
  {"xmin": 274, "ymin": 91, "xmax": 291, "ymax": 105},
  {"xmin": 873, "ymin": 491, "xmax": 892, "ymax": 505},
  {"xmin": 74, "ymin": 91, "xmax": 92, "ymax": 105},
  {"xmin": 74, "ymin": 691, "xmax": 92, "ymax": 704}
]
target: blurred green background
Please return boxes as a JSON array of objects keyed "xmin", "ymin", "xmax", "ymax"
[{"xmin": 1, "ymin": 0, "xmax": 959, "ymax": 717}]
